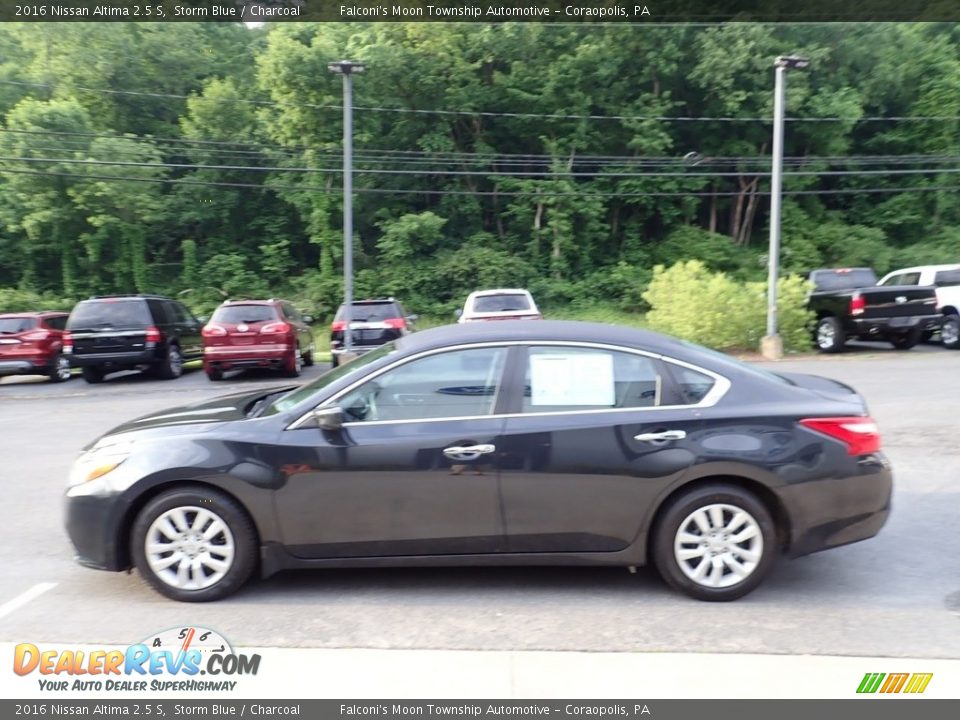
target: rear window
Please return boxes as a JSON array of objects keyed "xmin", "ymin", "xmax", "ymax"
[
  {"xmin": 472, "ymin": 294, "xmax": 531, "ymax": 313},
  {"xmin": 68, "ymin": 300, "xmax": 152, "ymax": 329},
  {"xmin": 335, "ymin": 302, "xmax": 399, "ymax": 322},
  {"xmin": 212, "ymin": 304, "xmax": 278, "ymax": 324},
  {"xmin": 0, "ymin": 317, "xmax": 36, "ymax": 334},
  {"xmin": 811, "ymin": 269, "xmax": 878, "ymax": 291}
]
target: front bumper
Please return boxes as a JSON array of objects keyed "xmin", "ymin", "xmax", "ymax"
[
  {"xmin": 853, "ymin": 314, "xmax": 942, "ymax": 337},
  {"xmin": 64, "ymin": 485, "xmax": 127, "ymax": 572}
]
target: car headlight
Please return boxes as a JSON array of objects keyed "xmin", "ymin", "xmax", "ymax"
[{"xmin": 68, "ymin": 440, "xmax": 135, "ymax": 487}]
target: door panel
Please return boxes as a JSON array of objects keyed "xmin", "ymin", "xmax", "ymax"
[{"xmin": 273, "ymin": 418, "xmax": 506, "ymax": 558}]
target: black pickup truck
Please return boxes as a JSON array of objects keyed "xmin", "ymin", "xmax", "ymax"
[{"xmin": 808, "ymin": 268, "xmax": 941, "ymax": 353}]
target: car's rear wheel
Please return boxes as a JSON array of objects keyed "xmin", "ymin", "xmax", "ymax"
[
  {"xmin": 206, "ymin": 368, "xmax": 223, "ymax": 381},
  {"xmin": 155, "ymin": 344, "xmax": 183, "ymax": 380},
  {"xmin": 48, "ymin": 353, "xmax": 72, "ymax": 383},
  {"xmin": 81, "ymin": 367, "xmax": 105, "ymax": 384},
  {"xmin": 652, "ymin": 485, "xmax": 777, "ymax": 602},
  {"xmin": 303, "ymin": 344, "xmax": 315, "ymax": 367},
  {"xmin": 330, "ymin": 354, "xmax": 340, "ymax": 369},
  {"xmin": 283, "ymin": 346, "xmax": 302, "ymax": 378},
  {"xmin": 889, "ymin": 329, "xmax": 921, "ymax": 350},
  {"xmin": 815, "ymin": 316, "xmax": 845, "ymax": 353},
  {"xmin": 941, "ymin": 315, "xmax": 960, "ymax": 349},
  {"xmin": 131, "ymin": 487, "xmax": 257, "ymax": 602}
]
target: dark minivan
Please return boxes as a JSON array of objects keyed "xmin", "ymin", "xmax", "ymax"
[{"xmin": 65, "ymin": 295, "xmax": 203, "ymax": 383}]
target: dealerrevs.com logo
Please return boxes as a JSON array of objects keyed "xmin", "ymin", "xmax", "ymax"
[{"xmin": 13, "ymin": 626, "xmax": 260, "ymax": 692}]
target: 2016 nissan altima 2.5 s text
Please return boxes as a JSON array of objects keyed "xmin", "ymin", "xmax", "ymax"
[{"xmin": 64, "ymin": 321, "xmax": 892, "ymax": 602}]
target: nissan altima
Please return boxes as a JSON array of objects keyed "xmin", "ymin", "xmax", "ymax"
[{"xmin": 65, "ymin": 321, "xmax": 892, "ymax": 602}]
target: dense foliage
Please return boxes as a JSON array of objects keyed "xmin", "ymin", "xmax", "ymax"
[{"xmin": 0, "ymin": 22, "xmax": 958, "ymax": 321}]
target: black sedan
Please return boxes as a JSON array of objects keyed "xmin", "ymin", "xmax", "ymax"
[{"xmin": 65, "ymin": 321, "xmax": 892, "ymax": 602}]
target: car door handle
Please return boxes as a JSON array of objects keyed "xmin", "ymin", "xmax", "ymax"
[
  {"xmin": 634, "ymin": 430, "xmax": 687, "ymax": 442},
  {"xmin": 443, "ymin": 444, "xmax": 496, "ymax": 461}
]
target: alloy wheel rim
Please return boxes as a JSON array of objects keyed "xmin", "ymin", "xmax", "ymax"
[
  {"xmin": 145, "ymin": 506, "xmax": 235, "ymax": 590},
  {"xmin": 674, "ymin": 503, "xmax": 763, "ymax": 589},
  {"xmin": 817, "ymin": 322, "xmax": 835, "ymax": 348},
  {"xmin": 943, "ymin": 319, "xmax": 959, "ymax": 346},
  {"xmin": 294, "ymin": 348, "xmax": 302, "ymax": 372},
  {"xmin": 169, "ymin": 348, "xmax": 182, "ymax": 376},
  {"xmin": 56, "ymin": 356, "xmax": 71, "ymax": 381}
]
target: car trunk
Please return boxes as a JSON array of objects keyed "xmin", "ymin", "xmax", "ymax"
[{"xmin": 775, "ymin": 372, "xmax": 868, "ymax": 412}]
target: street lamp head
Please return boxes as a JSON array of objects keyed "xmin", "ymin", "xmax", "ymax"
[
  {"xmin": 327, "ymin": 60, "xmax": 366, "ymax": 75},
  {"xmin": 775, "ymin": 55, "xmax": 810, "ymax": 70}
]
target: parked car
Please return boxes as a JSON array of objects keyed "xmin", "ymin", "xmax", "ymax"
[
  {"xmin": 202, "ymin": 299, "xmax": 315, "ymax": 380},
  {"xmin": 877, "ymin": 264, "xmax": 960, "ymax": 349},
  {"xmin": 807, "ymin": 268, "xmax": 941, "ymax": 353},
  {"xmin": 0, "ymin": 311, "xmax": 71, "ymax": 383},
  {"xmin": 65, "ymin": 320, "xmax": 891, "ymax": 603},
  {"xmin": 64, "ymin": 295, "xmax": 203, "ymax": 383},
  {"xmin": 457, "ymin": 288, "xmax": 542, "ymax": 323},
  {"xmin": 330, "ymin": 297, "xmax": 416, "ymax": 367}
]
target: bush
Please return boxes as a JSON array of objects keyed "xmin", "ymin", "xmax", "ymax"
[
  {"xmin": 642, "ymin": 260, "xmax": 814, "ymax": 352},
  {"xmin": 0, "ymin": 287, "xmax": 73, "ymax": 314}
]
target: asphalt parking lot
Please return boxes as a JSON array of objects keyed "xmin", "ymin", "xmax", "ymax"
[{"xmin": 1, "ymin": 341, "xmax": 958, "ymax": 659}]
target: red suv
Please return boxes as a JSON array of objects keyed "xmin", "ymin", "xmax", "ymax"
[
  {"xmin": 201, "ymin": 299, "xmax": 315, "ymax": 381},
  {"xmin": 0, "ymin": 311, "xmax": 72, "ymax": 383}
]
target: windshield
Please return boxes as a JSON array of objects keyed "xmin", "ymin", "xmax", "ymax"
[
  {"xmin": 265, "ymin": 343, "xmax": 397, "ymax": 415},
  {"xmin": 472, "ymin": 294, "xmax": 531, "ymax": 312},
  {"xmin": 68, "ymin": 300, "xmax": 151, "ymax": 329},
  {"xmin": 0, "ymin": 317, "xmax": 35, "ymax": 334},
  {"xmin": 212, "ymin": 305, "xmax": 277, "ymax": 324}
]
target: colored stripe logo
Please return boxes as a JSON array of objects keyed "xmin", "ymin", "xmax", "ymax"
[{"xmin": 857, "ymin": 672, "xmax": 933, "ymax": 694}]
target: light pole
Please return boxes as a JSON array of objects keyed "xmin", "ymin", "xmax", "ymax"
[
  {"xmin": 762, "ymin": 54, "xmax": 809, "ymax": 361},
  {"xmin": 328, "ymin": 59, "xmax": 365, "ymax": 354}
]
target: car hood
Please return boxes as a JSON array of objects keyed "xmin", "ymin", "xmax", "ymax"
[{"xmin": 85, "ymin": 386, "xmax": 295, "ymax": 448}]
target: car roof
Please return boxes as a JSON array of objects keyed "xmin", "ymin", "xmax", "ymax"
[
  {"xmin": 220, "ymin": 299, "xmax": 278, "ymax": 306},
  {"xmin": 885, "ymin": 263, "xmax": 960, "ymax": 274},
  {"xmin": 467, "ymin": 288, "xmax": 532, "ymax": 297},
  {"xmin": 392, "ymin": 320, "xmax": 704, "ymax": 362},
  {"xmin": 0, "ymin": 311, "xmax": 67, "ymax": 318}
]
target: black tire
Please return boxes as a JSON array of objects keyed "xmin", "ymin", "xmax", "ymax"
[
  {"xmin": 155, "ymin": 344, "xmax": 183, "ymax": 380},
  {"xmin": 889, "ymin": 329, "xmax": 921, "ymax": 350},
  {"xmin": 652, "ymin": 484, "xmax": 777, "ymax": 602},
  {"xmin": 48, "ymin": 353, "xmax": 72, "ymax": 383},
  {"xmin": 283, "ymin": 346, "xmax": 302, "ymax": 378},
  {"xmin": 303, "ymin": 347, "xmax": 315, "ymax": 367},
  {"xmin": 81, "ymin": 366, "xmax": 105, "ymax": 384},
  {"xmin": 941, "ymin": 315, "xmax": 960, "ymax": 350},
  {"xmin": 206, "ymin": 368, "xmax": 223, "ymax": 381},
  {"xmin": 814, "ymin": 316, "xmax": 846, "ymax": 353},
  {"xmin": 330, "ymin": 354, "xmax": 340, "ymax": 369},
  {"xmin": 130, "ymin": 486, "xmax": 257, "ymax": 602}
]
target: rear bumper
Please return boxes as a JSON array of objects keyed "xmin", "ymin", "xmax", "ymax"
[
  {"xmin": 783, "ymin": 454, "xmax": 893, "ymax": 558},
  {"xmin": 67, "ymin": 349, "xmax": 160, "ymax": 368},
  {"xmin": 852, "ymin": 314, "xmax": 941, "ymax": 336},
  {"xmin": 204, "ymin": 344, "xmax": 290, "ymax": 370},
  {"xmin": 0, "ymin": 358, "xmax": 52, "ymax": 375}
]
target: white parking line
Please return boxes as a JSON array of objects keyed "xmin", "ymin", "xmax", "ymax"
[{"xmin": 0, "ymin": 583, "xmax": 57, "ymax": 621}]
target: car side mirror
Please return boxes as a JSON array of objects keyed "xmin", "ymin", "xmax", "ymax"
[
  {"xmin": 312, "ymin": 406, "xmax": 343, "ymax": 431},
  {"xmin": 407, "ymin": 314, "xmax": 418, "ymax": 322},
  {"xmin": 302, "ymin": 315, "xmax": 314, "ymax": 324},
  {"xmin": 454, "ymin": 308, "xmax": 462, "ymax": 319}
]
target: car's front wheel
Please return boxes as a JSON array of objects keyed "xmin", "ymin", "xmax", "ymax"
[
  {"xmin": 941, "ymin": 315, "xmax": 960, "ymax": 349},
  {"xmin": 131, "ymin": 487, "xmax": 257, "ymax": 602},
  {"xmin": 652, "ymin": 485, "xmax": 777, "ymax": 601},
  {"xmin": 48, "ymin": 353, "xmax": 72, "ymax": 383}
]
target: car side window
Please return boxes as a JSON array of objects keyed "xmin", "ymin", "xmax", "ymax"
[
  {"xmin": 339, "ymin": 347, "xmax": 508, "ymax": 423},
  {"xmin": 521, "ymin": 346, "xmax": 661, "ymax": 413},
  {"xmin": 884, "ymin": 272, "xmax": 920, "ymax": 286},
  {"xmin": 172, "ymin": 302, "xmax": 195, "ymax": 324},
  {"xmin": 45, "ymin": 316, "xmax": 67, "ymax": 331},
  {"xmin": 668, "ymin": 364, "xmax": 717, "ymax": 405}
]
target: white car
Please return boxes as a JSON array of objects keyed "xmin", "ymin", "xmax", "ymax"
[
  {"xmin": 878, "ymin": 264, "xmax": 960, "ymax": 349},
  {"xmin": 456, "ymin": 288, "xmax": 542, "ymax": 323}
]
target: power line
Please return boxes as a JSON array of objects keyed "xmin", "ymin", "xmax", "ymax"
[
  {"xmin": 3, "ymin": 165, "xmax": 960, "ymax": 199},
  {"xmin": 4, "ymin": 79, "xmax": 960, "ymax": 124}
]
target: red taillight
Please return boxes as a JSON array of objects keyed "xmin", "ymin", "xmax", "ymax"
[
  {"xmin": 202, "ymin": 324, "xmax": 227, "ymax": 338},
  {"xmin": 63, "ymin": 331, "xmax": 73, "ymax": 351},
  {"xmin": 850, "ymin": 294, "xmax": 866, "ymax": 316},
  {"xmin": 21, "ymin": 330, "xmax": 50, "ymax": 341},
  {"xmin": 384, "ymin": 317, "xmax": 406, "ymax": 329},
  {"xmin": 800, "ymin": 416, "xmax": 882, "ymax": 456},
  {"xmin": 331, "ymin": 321, "xmax": 346, "ymax": 332},
  {"xmin": 260, "ymin": 321, "xmax": 290, "ymax": 334},
  {"xmin": 145, "ymin": 325, "xmax": 162, "ymax": 343}
]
